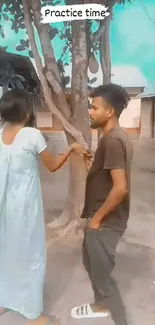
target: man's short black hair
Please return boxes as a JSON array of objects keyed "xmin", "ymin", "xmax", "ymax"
[
  {"xmin": 89, "ymin": 83, "xmax": 130, "ymax": 117},
  {"xmin": 0, "ymin": 89, "xmax": 35, "ymax": 126}
]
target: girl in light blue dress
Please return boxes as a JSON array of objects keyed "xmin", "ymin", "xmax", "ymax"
[{"xmin": 0, "ymin": 90, "xmax": 87, "ymax": 325}]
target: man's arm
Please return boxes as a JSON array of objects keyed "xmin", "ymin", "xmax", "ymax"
[{"xmin": 88, "ymin": 137, "xmax": 128, "ymax": 229}]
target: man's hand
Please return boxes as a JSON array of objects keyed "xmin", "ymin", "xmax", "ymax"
[
  {"xmin": 88, "ymin": 216, "xmax": 101, "ymax": 229},
  {"xmin": 84, "ymin": 153, "xmax": 94, "ymax": 171}
]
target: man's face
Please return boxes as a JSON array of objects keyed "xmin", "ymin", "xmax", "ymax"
[{"xmin": 89, "ymin": 97, "xmax": 113, "ymax": 129}]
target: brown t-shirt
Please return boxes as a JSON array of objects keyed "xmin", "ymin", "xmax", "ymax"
[{"xmin": 81, "ymin": 127, "xmax": 133, "ymax": 232}]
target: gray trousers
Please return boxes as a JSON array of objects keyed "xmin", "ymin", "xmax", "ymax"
[{"xmin": 82, "ymin": 225, "xmax": 129, "ymax": 325}]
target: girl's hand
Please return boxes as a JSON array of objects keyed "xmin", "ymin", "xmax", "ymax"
[{"xmin": 70, "ymin": 143, "xmax": 89, "ymax": 156}]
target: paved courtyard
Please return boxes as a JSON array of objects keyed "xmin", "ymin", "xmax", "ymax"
[{"xmin": 1, "ymin": 133, "xmax": 155, "ymax": 325}]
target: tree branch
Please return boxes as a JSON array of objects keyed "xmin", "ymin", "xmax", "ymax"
[
  {"xmin": 71, "ymin": 18, "xmax": 91, "ymax": 144},
  {"xmin": 91, "ymin": 20, "xmax": 105, "ymax": 42},
  {"xmin": 22, "ymin": 0, "xmax": 87, "ymax": 148},
  {"xmin": 31, "ymin": 0, "xmax": 71, "ymax": 121}
]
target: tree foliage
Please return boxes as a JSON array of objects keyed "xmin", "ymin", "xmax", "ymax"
[
  {"xmin": 0, "ymin": 60, "xmax": 25, "ymax": 90},
  {"xmin": 0, "ymin": 1, "xmax": 100, "ymax": 88},
  {"xmin": 0, "ymin": 0, "xmax": 133, "ymax": 89}
]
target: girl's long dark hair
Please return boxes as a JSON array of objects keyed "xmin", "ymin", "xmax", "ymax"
[
  {"xmin": 26, "ymin": 111, "xmax": 36, "ymax": 127},
  {"xmin": 0, "ymin": 89, "xmax": 36, "ymax": 127}
]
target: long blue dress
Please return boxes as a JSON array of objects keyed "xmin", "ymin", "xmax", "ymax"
[{"xmin": 0, "ymin": 127, "xmax": 47, "ymax": 319}]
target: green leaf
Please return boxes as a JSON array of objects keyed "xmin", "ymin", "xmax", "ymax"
[
  {"xmin": 3, "ymin": 13, "xmax": 9, "ymax": 21},
  {"xmin": 10, "ymin": 7, "xmax": 15, "ymax": 15},
  {"xmin": 41, "ymin": 0, "xmax": 53, "ymax": 3},
  {"xmin": 20, "ymin": 24, "xmax": 25, "ymax": 29},
  {"xmin": 16, "ymin": 45, "xmax": 25, "ymax": 51},
  {"xmin": 15, "ymin": 74, "xmax": 25, "ymax": 82},
  {"xmin": 20, "ymin": 39, "xmax": 29, "ymax": 48},
  {"xmin": 49, "ymin": 27, "xmax": 58, "ymax": 40},
  {"xmin": 60, "ymin": 34, "xmax": 64, "ymax": 40},
  {"xmin": 15, "ymin": 78, "xmax": 25, "ymax": 90},
  {"xmin": 65, "ymin": 29, "xmax": 71, "ymax": 38},
  {"xmin": 57, "ymin": 60, "xmax": 65, "ymax": 74},
  {"xmin": 62, "ymin": 76, "xmax": 70, "ymax": 87},
  {"xmin": 9, "ymin": 80, "xmax": 16, "ymax": 89},
  {"xmin": 4, "ymin": 7, "xmax": 10, "ymax": 12},
  {"xmin": 29, "ymin": 50, "xmax": 34, "ymax": 58},
  {"xmin": 62, "ymin": 45, "xmax": 68, "ymax": 53},
  {"xmin": 25, "ymin": 39, "xmax": 30, "ymax": 47},
  {"xmin": 1, "ymin": 31, "xmax": 5, "ymax": 38},
  {"xmin": 89, "ymin": 77, "xmax": 97, "ymax": 85}
]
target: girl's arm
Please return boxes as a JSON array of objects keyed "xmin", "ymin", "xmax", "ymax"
[{"xmin": 40, "ymin": 143, "xmax": 89, "ymax": 172}]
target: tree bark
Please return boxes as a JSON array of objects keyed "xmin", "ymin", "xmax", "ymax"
[
  {"xmin": 59, "ymin": 18, "xmax": 91, "ymax": 226},
  {"xmin": 70, "ymin": 18, "xmax": 91, "ymax": 217},
  {"xmin": 71, "ymin": 20, "xmax": 91, "ymax": 144},
  {"xmin": 97, "ymin": 14, "xmax": 112, "ymax": 142}
]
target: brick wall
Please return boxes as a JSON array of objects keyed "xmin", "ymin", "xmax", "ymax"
[{"xmin": 140, "ymin": 98, "xmax": 154, "ymax": 138}]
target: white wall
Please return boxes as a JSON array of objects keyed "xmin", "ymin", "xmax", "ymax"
[
  {"xmin": 119, "ymin": 98, "xmax": 141, "ymax": 128},
  {"xmin": 36, "ymin": 111, "xmax": 53, "ymax": 128}
]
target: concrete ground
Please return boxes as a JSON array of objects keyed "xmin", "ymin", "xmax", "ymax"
[{"xmin": 1, "ymin": 133, "xmax": 155, "ymax": 325}]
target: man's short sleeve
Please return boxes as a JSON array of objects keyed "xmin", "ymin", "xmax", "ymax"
[{"xmin": 103, "ymin": 137, "xmax": 126, "ymax": 170}]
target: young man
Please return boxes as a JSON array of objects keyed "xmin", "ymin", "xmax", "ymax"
[{"xmin": 71, "ymin": 84, "xmax": 133, "ymax": 325}]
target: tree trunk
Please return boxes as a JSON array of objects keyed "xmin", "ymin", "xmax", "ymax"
[
  {"xmin": 58, "ymin": 18, "xmax": 91, "ymax": 228},
  {"xmin": 97, "ymin": 14, "xmax": 112, "ymax": 142},
  {"xmin": 68, "ymin": 18, "xmax": 92, "ymax": 225},
  {"xmin": 68, "ymin": 154, "xmax": 88, "ymax": 220},
  {"xmin": 71, "ymin": 21, "xmax": 91, "ymax": 144},
  {"xmin": 70, "ymin": 18, "xmax": 91, "ymax": 219}
]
